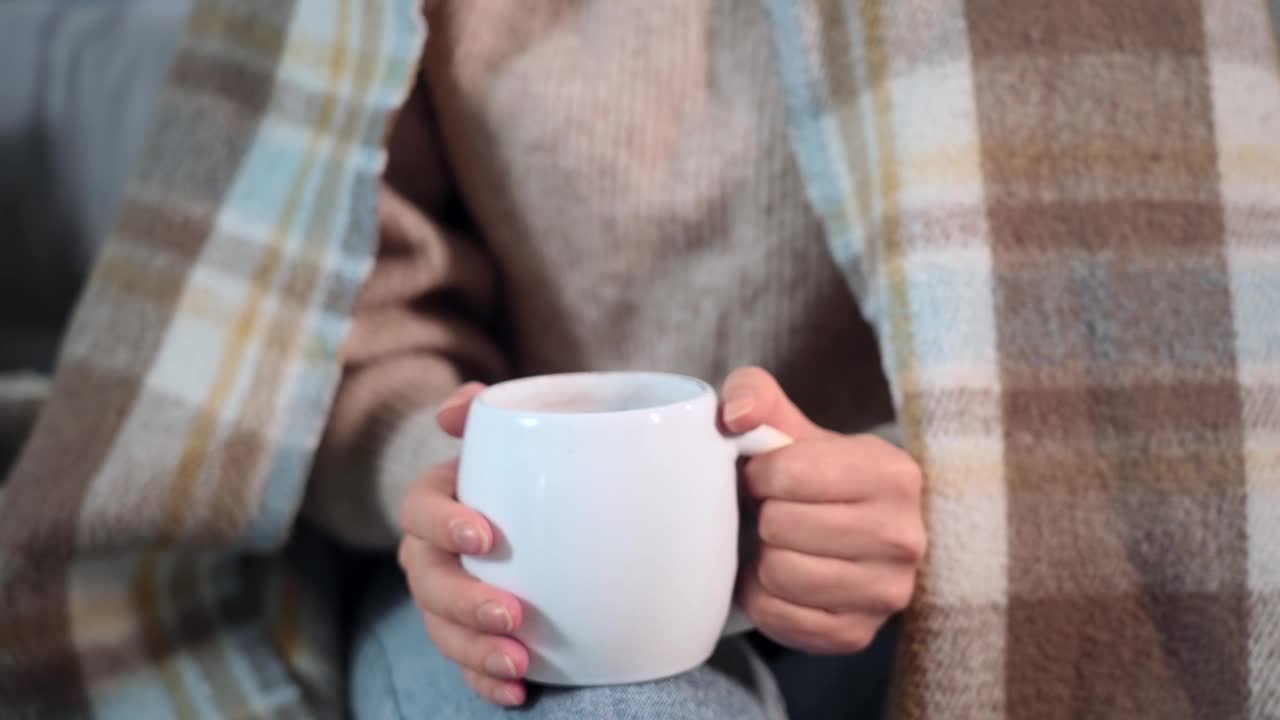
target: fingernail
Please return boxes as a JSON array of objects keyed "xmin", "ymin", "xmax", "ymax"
[
  {"xmin": 484, "ymin": 652, "xmax": 519, "ymax": 679},
  {"xmin": 449, "ymin": 520, "xmax": 486, "ymax": 554},
  {"xmin": 476, "ymin": 601, "xmax": 513, "ymax": 633},
  {"xmin": 495, "ymin": 685, "xmax": 522, "ymax": 706},
  {"xmin": 724, "ymin": 396, "xmax": 753, "ymax": 423}
]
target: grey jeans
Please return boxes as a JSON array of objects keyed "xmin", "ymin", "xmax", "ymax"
[{"xmin": 349, "ymin": 571, "xmax": 788, "ymax": 720}]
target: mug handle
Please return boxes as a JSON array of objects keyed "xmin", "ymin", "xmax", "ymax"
[{"xmin": 721, "ymin": 423, "xmax": 794, "ymax": 636}]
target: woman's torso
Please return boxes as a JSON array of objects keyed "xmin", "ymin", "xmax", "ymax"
[{"xmin": 419, "ymin": 0, "xmax": 893, "ymax": 433}]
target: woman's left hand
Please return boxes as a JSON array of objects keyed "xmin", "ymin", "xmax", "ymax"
[{"xmin": 721, "ymin": 367, "xmax": 927, "ymax": 654}]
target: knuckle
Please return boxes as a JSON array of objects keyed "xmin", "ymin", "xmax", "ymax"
[
  {"xmin": 397, "ymin": 488, "xmax": 420, "ymax": 534},
  {"xmin": 451, "ymin": 593, "xmax": 479, "ymax": 627},
  {"xmin": 887, "ymin": 523, "xmax": 928, "ymax": 563},
  {"xmin": 851, "ymin": 434, "xmax": 895, "ymax": 465},
  {"xmin": 410, "ymin": 576, "xmax": 435, "ymax": 612},
  {"xmin": 731, "ymin": 365, "xmax": 770, "ymax": 387},
  {"xmin": 906, "ymin": 524, "xmax": 928, "ymax": 561},
  {"xmin": 399, "ymin": 475, "xmax": 438, "ymax": 533},
  {"xmin": 878, "ymin": 575, "xmax": 917, "ymax": 613},
  {"xmin": 408, "ymin": 565, "xmax": 449, "ymax": 615},
  {"xmin": 421, "ymin": 611, "xmax": 444, "ymax": 639},
  {"xmin": 894, "ymin": 457, "xmax": 924, "ymax": 499},
  {"xmin": 422, "ymin": 615, "xmax": 458, "ymax": 658},
  {"xmin": 863, "ymin": 437, "xmax": 921, "ymax": 496}
]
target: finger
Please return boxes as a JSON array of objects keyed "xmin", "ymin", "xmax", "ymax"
[
  {"xmin": 754, "ymin": 544, "xmax": 916, "ymax": 615},
  {"xmin": 399, "ymin": 462, "xmax": 494, "ymax": 555},
  {"xmin": 719, "ymin": 366, "xmax": 824, "ymax": 440},
  {"xmin": 421, "ymin": 612, "xmax": 528, "ymax": 681},
  {"xmin": 437, "ymin": 382, "xmax": 486, "ymax": 438},
  {"xmin": 463, "ymin": 668, "xmax": 527, "ymax": 707},
  {"xmin": 744, "ymin": 434, "xmax": 922, "ymax": 503},
  {"xmin": 756, "ymin": 499, "xmax": 927, "ymax": 563},
  {"xmin": 399, "ymin": 537, "xmax": 523, "ymax": 633},
  {"xmin": 738, "ymin": 575, "xmax": 881, "ymax": 655}
]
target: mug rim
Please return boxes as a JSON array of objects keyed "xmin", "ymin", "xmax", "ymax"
[{"xmin": 472, "ymin": 371, "xmax": 714, "ymax": 417}]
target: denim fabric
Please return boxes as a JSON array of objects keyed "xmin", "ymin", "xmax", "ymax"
[{"xmin": 350, "ymin": 570, "xmax": 787, "ymax": 720}]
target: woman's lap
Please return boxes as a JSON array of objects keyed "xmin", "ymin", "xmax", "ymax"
[{"xmin": 349, "ymin": 570, "xmax": 785, "ymax": 720}]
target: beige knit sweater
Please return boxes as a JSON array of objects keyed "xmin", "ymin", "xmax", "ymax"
[{"xmin": 306, "ymin": 0, "xmax": 894, "ymax": 547}]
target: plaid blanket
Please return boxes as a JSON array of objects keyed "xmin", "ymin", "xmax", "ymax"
[
  {"xmin": 0, "ymin": 1, "xmax": 420, "ymax": 717},
  {"xmin": 766, "ymin": 0, "xmax": 1280, "ymax": 717}
]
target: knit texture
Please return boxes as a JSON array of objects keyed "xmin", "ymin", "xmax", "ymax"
[
  {"xmin": 766, "ymin": 0, "xmax": 1280, "ymax": 717},
  {"xmin": 308, "ymin": 0, "xmax": 896, "ymax": 548}
]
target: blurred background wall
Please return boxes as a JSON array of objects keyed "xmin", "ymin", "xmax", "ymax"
[{"xmin": 0, "ymin": 0, "xmax": 188, "ymax": 473}]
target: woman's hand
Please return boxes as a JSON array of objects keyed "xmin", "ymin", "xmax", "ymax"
[
  {"xmin": 398, "ymin": 383, "xmax": 530, "ymax": 707},
  {"xmin": 721, "ymin": 367, "xmax": 927, "ymax": 654}
]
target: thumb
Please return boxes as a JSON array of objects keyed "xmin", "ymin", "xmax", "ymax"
[
  {"xmin": 719, "ymin": 367, "xmax": 824, "ymax": 441},
  {"xmin": 435, "ymin": 382, "xmax": 486, "ymax": 439}
]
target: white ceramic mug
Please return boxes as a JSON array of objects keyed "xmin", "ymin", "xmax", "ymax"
[{"xmin": 458, "ymin": 371, "xmax": 793, "ymax": 686}]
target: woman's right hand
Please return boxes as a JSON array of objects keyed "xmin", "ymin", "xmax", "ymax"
[{"xmin": 398, "ymin": 382, "xmax": 530, "ymax": 707}]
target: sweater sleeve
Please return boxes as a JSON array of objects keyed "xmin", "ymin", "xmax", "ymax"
[{"xmin": 303, "ymin": 76, "xmax": 507, "ymax": 548}]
